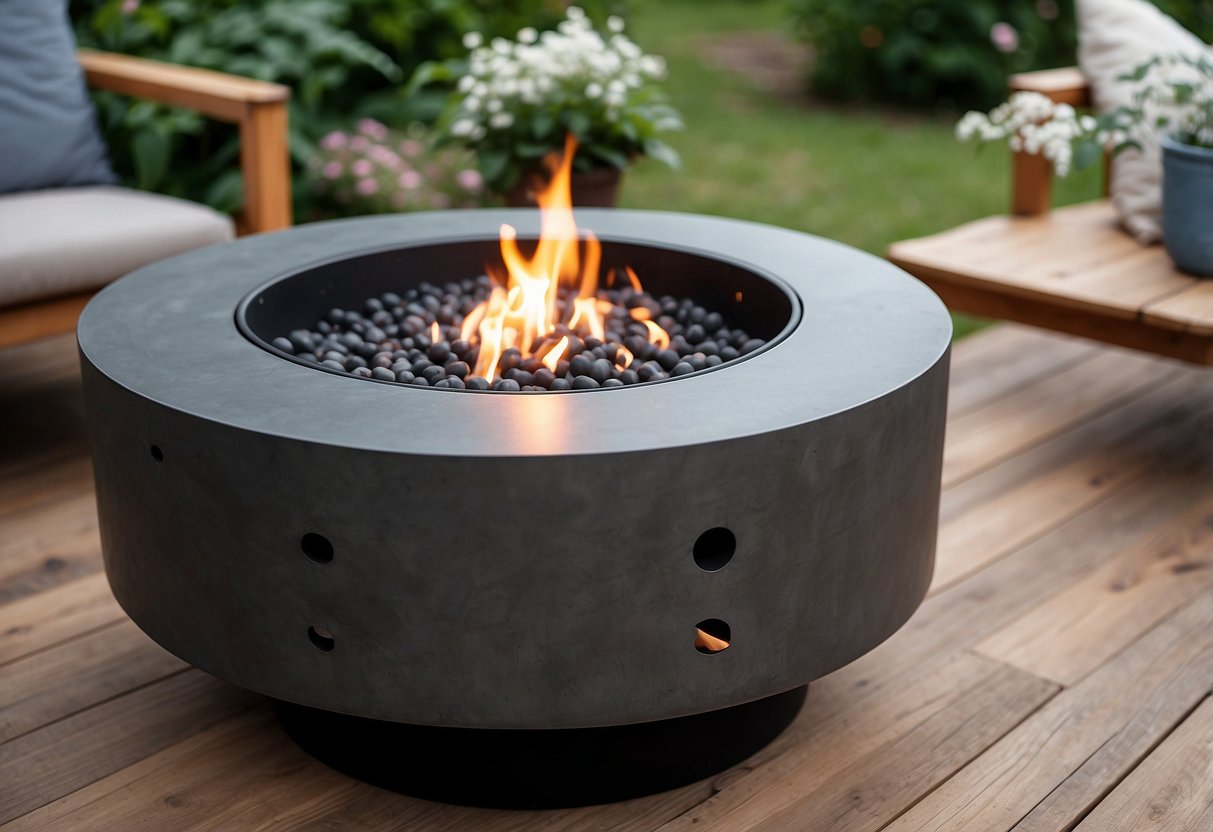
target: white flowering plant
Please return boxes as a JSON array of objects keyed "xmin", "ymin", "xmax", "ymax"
[
  {"xmin": 408, "ymin": 6, "xmax": 682, "ymax": 193},
  {"xmin": 1116, "ymin": 53, "xmax": 1213, "ymax": 150},
  {"xmin": 956, "ymin": 52, "xmax": 1213, "ymax": 177}
]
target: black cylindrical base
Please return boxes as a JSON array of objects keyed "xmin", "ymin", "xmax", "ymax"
[{"xmin": 274, "ymin": 685, "xmax": 808, "ymax": 809}]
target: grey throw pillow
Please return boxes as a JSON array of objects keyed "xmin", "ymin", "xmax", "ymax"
[{"xmin": 0, "ymin": 0, "xmax": 116, "ymax": 194}]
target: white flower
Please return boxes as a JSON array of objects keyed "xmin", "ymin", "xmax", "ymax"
[
  {"xmin": 607, "ymin": 15, "xmax": 625, "ymax": 33},
  {"xmin": 450, "ymin": 119, "xmax": 475, "ymax": 137},
  {"xmin": 462, "ymin": 32, "xmax": 482, "ymax": 50},
  {"xmin": 457, "ymin": 75, "xmax": 476, "ymax": 93},
  {"xmin": 489, "ymin": 112, "xmax": 514, "ymax": 129},
  {"xmin": 566, "ymin": 5, "xmax": 586, "ymax": 21},
  {"xmin": 517, "ymin": 27, "xmax": 537, "ymax": 44},
  {"xmin": 586, "ymin": 82, "xmax": 603, "ymax": 98}
]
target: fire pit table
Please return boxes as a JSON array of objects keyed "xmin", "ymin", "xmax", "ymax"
[{"xmin": 78, "ymin": 207, "xmax": 951, "ymax": 807}]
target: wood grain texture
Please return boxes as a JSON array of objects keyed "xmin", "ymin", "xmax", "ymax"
[
  {"xmin": 0, "ymin": 670, "xmax": 257, "ymax": 824},
  {"xmin": 887, "ymin": 200, "xmax": 1213, "ymax": 365},
  {"xmin": 976, "ymin": 475, "xmax": 1213, "ymax": 685},
  {"xmin": 0, "ymin": 573, "xmax": 122, "ymax": 666},
  {"xmin": 0, "ymin": 618, "xmax": 184, "ymax": 743},
  {"xmin": 940, "ymin": 348, "xmax": 1177, "ymax": 486},
  {"xmin": 238, "ymin": 101, "xmax": 292, "ymax": 233},
  {"xmin": 885, "ymin": 593, "xmax": 1213, "ymax": 832},
  {"xmin": 0, "ymin": 294, "xmax": 92, "ymax": 352},
  {"xmin": 77, "ymin": 49, "xmax": 288, "ymax": 120},
  {"xmin": 5, "ymin": 327, "xmax": 1213, "ymax": 830},
  {"xmin": 1072, "ymin": 697, "xmax": 1213, "ymax": 832}
]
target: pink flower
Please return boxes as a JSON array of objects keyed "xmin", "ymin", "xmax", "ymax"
[
  {"xmin": 398, "ymin": 170, "xmax": 422, "ymax": 190},
  {"xmin": 990, "ymin": 22, "xmax": 1019, "ymax": 53},
  {"xmin": 1035, "ymin": 0, "xmax": 1059, "ymax": 20},
  {"xmin": 455, "ymin": 169, "xmax": 483, "ymax": 192},
  {"xmin": 349, "ymin": 136, "xmax": 370, "ymax": 152},
  {"xmin": 322, "ymin": 161, "xmax": 343, "ymax": 180},
  {"xmin": 320, "ymin": 131, "xmax": 347, "ymax": 151},
  {"xmin": 351, "ymin": 159, "xmax": 373, "ymax": 177},
  {"xmin": 121, "ymin": 0, "xmax": 139, "ymax": 14},
  {"xmin": 369, "ymin": 145, "xmax": 400, "ymax": 168},
  {"xmin": 356, "ymin": 178, "xmax": 379, "ymax": 196},
  {"xmin": 399, "ymin": 139, "xmax": 425, "ymax": 157},
  {"xmin": 357, "ymin": 118, "xmax": 389, "ymax": 141}
]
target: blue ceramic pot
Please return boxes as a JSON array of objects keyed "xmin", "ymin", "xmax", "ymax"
[{"xmin": 1161, "ymin": 135, "xmax": 1213, "ymax": 278}]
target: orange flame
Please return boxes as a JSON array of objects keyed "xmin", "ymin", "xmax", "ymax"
[
  {"xmin": 695, "ymin": 628, "xmax": 730, "ymax": 653},
  {"xmin": 464, "ymin": 135, "xmax": 669, "ymax": 384}
]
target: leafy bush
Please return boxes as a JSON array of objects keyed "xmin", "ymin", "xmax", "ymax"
[
  {"xmin": 70, "ymin": 0, "xmax": 620, "ymax": 218},
  {"xmin": 789, "ymin": 0, "xmax": 1213, "ymax": 110}
]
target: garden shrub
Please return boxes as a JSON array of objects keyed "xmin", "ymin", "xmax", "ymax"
[
  {"xmin": 788, "ymin": 0, "xmax": 1213, "ymax": 110},
  {"xmin": 70, "ymin": 0, "xmax": 619, "ymax": 218}
]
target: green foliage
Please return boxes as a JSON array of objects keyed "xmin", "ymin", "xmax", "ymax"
[
  {"xmin": 70, "ymin": 0, "xmax": 621, "ymax": 217},
  {"xmin": 788, "ymin": 0, "xmax": 1213, "ymax": 111}
]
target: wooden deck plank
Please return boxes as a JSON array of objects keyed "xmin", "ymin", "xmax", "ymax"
[
  {"xmin": 945, "ymin": 327, "xmax": 1100, "ymax": 419},
  {"xmin": 975, "ymin": 475, "xmax": 1213, "ymax": 686},
  {"xmin": 0, "ymin": 574, "xmax": 122, "ymax": 666},
  {"xmin": 658, "ymin": 658, "xmax": 1056, "ymax": 832},
  {"xmin": 941, "ymin": 348, "xmax": 1180, "ymax": 486},
  {"xmin": 934, "ymin": 370, "xmax": 1213, "ymax": 590},
  {"xmin": 883, "ymin": 593, "xmax": 1213, "ymax": 832},
  {"xmin": 0, "ymin": 491, "xmax": 102, "ymax": 607},
  {"xmin": 1071, "ymin": 697, "xmax": 1213, "ymax": 832},
  {"xmin": 0, "ymin": 670, "xmax": 257, "ymax": 824},
  {"xmin": 0, "ymin": 618, "xmax": 184, "ymax": 744}
]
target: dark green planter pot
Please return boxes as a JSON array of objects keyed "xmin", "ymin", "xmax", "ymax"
[{"xmin": 1162, "ymin": 135, "xmax": 1213, "ymax": 278}]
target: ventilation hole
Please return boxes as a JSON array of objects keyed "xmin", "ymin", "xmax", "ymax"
[
  {"xmin": 695, "ymin": 619, "xmax": 731, "ymax": 654},
  {"xmin": 300, "ymin": 533, "xmax": 334, "ymax": 565},
  {"xmin": 308, "ymin": 625, "xmax": 335, "ymax": 652},
  {"xmin": 149, "ymin": 445, "xmax": 164, "ymax": 463},
  {"xmin": 693, "ymin": 527, "xmax": 735, "ymax": 572}
]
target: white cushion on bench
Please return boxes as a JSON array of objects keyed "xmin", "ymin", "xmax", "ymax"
[{"xmin": 0, "ymin": 185, "xmax": 233, "ymax": 307}]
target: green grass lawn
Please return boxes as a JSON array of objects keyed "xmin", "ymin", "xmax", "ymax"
[{"xmin": 619, "ymin": 0, "xmax": 1101, "ymax": 338}]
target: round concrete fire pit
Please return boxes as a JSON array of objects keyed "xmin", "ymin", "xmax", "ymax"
[{"xmin": 78, "ymin": 209, "xmax": 950, "ymax": 805}]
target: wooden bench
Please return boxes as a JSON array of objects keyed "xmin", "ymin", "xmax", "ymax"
[{"xmin": 888, "ymin": 67, "xmax": 1213, "ymax": 365}]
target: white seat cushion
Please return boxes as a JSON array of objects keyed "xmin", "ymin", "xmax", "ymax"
[{"xmin": 0, "ymin": 185, "xmax": 234, "ymax": 306}]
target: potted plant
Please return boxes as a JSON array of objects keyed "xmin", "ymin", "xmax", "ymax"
[
  {"xmin": 956, "ymin": 52, "xmax": 1213, "ymax": 277},
  {"xmin": 409, "ymin": 6, "xmax": 682, "ymax": 207}
]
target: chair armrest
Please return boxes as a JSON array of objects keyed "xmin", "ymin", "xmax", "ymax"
[
  {"xmin": 1006, "ymin": 67, "xmax": 1092, "ymax": 216},
  {"xmin": 77, "ymin": 48, "xmax": 292, "ymax": 234}
]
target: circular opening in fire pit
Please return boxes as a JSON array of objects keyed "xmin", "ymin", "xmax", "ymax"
[
  {"xmin": 149, "ymin": 445, "xmax": 163, "ymax": 463},
  {"xmin": 236, "ymin": 236, "xmax": 799, "ymax": 394},
  {"xmin": 300, "ymin": 533, "xmax": 334, "ymax": 565},
  {"xmin": 693, "ymin": 527, "xmax": 735, "ymax": 572},
  {"xmin": 308, "ymin": 625, "xmax": 335, "ymax": 652},
  {"xmin": 695, "ymin": 619, "xmax": 731, "ymax": 654}
]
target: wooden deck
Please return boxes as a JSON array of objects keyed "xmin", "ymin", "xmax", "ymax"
[{"xmin": 3, "ymin": 326, "xmax": 1213, "ymax": 831}]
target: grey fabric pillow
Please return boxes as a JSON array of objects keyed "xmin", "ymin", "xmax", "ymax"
[{"xmin": 0, "ymin": 0, "xmax": 116, "ymax": 194}]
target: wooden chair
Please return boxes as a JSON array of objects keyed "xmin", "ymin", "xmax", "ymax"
[
  {"xmin": 0, "ymin": 50, "xmax": 291, "ymax": 351},
  {"xmin": 889, "ymin": 67, "xmax": 1213, "ymax": 365}
]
